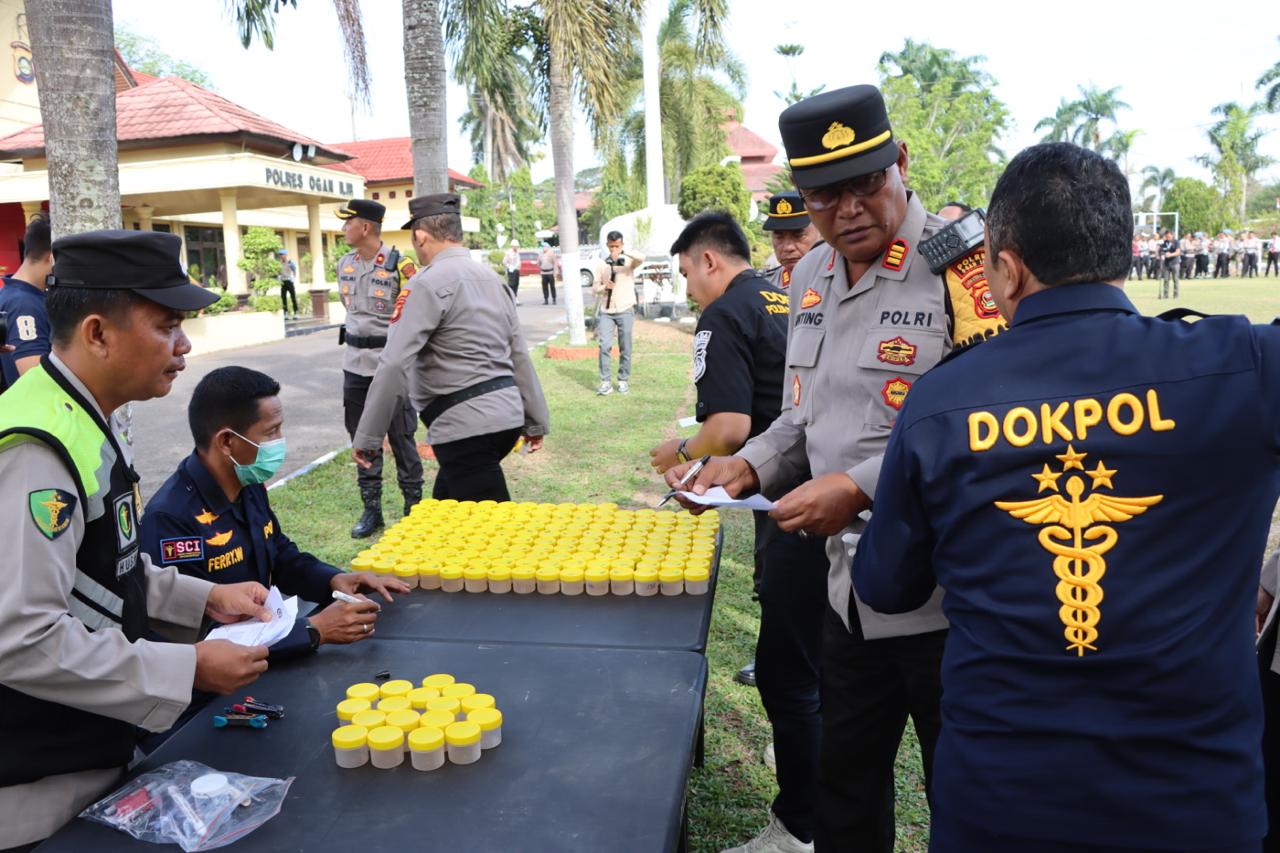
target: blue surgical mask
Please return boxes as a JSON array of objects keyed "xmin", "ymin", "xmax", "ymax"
[{"xmin": 226, "ymin": 429, "xmax": 287, "ymax": 486}]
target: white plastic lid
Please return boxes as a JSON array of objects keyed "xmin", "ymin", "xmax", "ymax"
[{"xmin": 190, "ymin": 773, "xmax": 230, "ymax": 799}]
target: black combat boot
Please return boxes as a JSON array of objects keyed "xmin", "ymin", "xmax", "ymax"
[
  {"xmin": 402, "ymin": 485, "xmax": 423, "ymax": 517},
  {"xmin": 350, "ymin": 487, "xmax": 384, "ymax": 538}
]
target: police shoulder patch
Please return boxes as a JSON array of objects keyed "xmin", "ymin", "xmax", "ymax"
[
  {"xmin": 391, "ymin": 288, "xmax": 411, "ymax": 324},
  {"xmin": 29, "ymin": 488, "xmax": 76, "ymax": 540},
  {"xmin": 398, "ymin": 258, "xmax": 418, "ymax": 279},
  {"xmin": 692, "ymin": 330, "xmax": 712, "ymax": 382}
]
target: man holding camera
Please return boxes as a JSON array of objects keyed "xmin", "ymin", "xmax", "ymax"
[{"xmin": 593, "ymin": 231, "xmax": 644, "ymax": 396}]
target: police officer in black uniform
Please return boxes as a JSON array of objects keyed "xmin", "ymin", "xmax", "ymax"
[{"xmin": 335, "ymin": 199, "xmax": 424, "ymax": 537}]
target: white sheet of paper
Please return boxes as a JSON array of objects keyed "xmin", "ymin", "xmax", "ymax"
[
  {"xmin": 677, "ymin": 486, "xmax": 776, "ymax": 511},
  {"xmin": 677, "ymin": 416, "xmax": 698, "ymax": 428},
  {"xmin": 206, "ymin": 586, "xmax": 298, "ymax": 647}
]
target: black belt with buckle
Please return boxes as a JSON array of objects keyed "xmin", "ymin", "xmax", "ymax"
[
  {"xmin": 421, "ymin": 376, "xmax": 518, "ymax": 426},
  {"xmin": 345, "ymin": 333, "xmax": 388, "ymax": 349}
]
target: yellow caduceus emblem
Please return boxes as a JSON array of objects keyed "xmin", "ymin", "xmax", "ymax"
[
  {"xmin": 821, "ymin": 121, "xmax": 856, "ymax": 150},
  {"xmin": 994, "ymin": 444, "xmax": 1162, "ymax": 656}
]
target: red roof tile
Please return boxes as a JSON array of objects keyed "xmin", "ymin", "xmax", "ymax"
[
  {"xmin": 742, "ymin": 161, "xmax": 785, "ymax": 198},
  {"xmin": 325, "ymin": 137, "xmax": 481, "ymax": 188},
  {"xmin": 0, "ymin": 76, "xmax": 349, "ymax": 161},
  {"xmin": 723, "ymin": 121, "xmax": 777, "ymax": 163}
]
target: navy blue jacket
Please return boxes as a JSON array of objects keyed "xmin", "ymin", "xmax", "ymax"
[
  {"xmin": 0, "ymin": 276, "xmax": 50, "ymax": 391},
  {"xmin": 141, "ymin": 452, "xmax": 339, "ymax": 659},
  {"xmin": 851, "ymin": 284, "xmax": 1278, "ymax": 848}
]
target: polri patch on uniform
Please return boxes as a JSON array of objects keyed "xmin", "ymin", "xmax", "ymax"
[
  {"xmin": 692, "ymin": 330, "xmax": 712, "ymax": 382},
  {"xmin": 881, "ymin": 377, "xmax": 911, "ymax": 409},
  {"xmin": 800, "ymin": 288, "xmax": 822, "ymax": 309},
  {"xmin": 882, "ymin": 239, "xmax": 909, "ymax": 271},
  {"xmin": 391, "ymin": 288, "xmax": 411, "ymax": 323},
  {"xmin": 948, "ymin": 248, "xmax": 1000, "ymax": 320},
  {"xmin": 206, "ymin": 529, "xmax": 234, "ymax": 547},
  {"xmin": 877, "ymin": 336, "xmax": 917, "ymax": 366},
  {"xmin": 400, "ymin": 261, "xmax": 418, "ymax": 278},
  {"xmin": 29, "ymin": 489, "xmax": 76, "ymax": 540},
  {"xmin": 374, "ymin": 271, "xmax": 391, "ymax": 280},
  {"xmin": 372, "ymin": 288, "xmax": 388, "ymax": 298},
  {"xmin": 160, "ymin": 536, "xmax": 204, "ymax": 564},
  {"xmin": 792, "ymin": 374, "xmax": 802, "ymax": 407}
]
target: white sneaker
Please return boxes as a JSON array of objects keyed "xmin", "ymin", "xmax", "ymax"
[
  {"xmin": 720, "ymin": 811, "xmax": 812, "ymax": 853},
  {"xmin": 763, "ymin": 741, "xmax": 776, "ymax": 772},
  {"xmin": 597, "ymin": 382, "xmax": 613, "ymax": 396},
  {"xmin": 617, "ymin": 380, "xmax": 630, "ymax": 394}
]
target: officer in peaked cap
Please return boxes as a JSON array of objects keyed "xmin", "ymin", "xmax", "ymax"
[
  {"xmin": 0, "ymin": 230, "xmax": 274, "ymax": 849},
  {"xmin": 668, "ymin": 84, "xmax": 1006, "ymax": 853},
  {"xmin": 761, "ymin": 190, "xmax": 822, "ymax": 291},
  {"xmin": 353, "ymin": 192, "xmax": 550, "ymax": 504},
  {"xmin": 335, "ymin": 197, "xmax": 425, "ymax": 539}
]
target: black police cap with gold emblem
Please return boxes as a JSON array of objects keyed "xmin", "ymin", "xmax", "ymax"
[
  {"xmin": 400, "ymin": 193, "xmax": 461, "ymax": 230},
  {"xmin": 49, "ymin": 230, "xmax": 219, "ymax": 311},
  {"xmin": 763, "ymin": 191, "xmax": 811, "ymax": 231},
  {"xmin": 779, "ymin": 84, "xmax": 898, "ymax": 189},
  {"xmin": 335, "ymin": 198, "xmax": 385, "ymax": 224}
]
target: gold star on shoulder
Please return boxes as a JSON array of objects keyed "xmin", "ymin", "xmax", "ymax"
[
  {"xmin": 1056, "ymin": 444, "xmax": 1088, "ymax": 471},
  {"xmin": 1031, "ymin": 464, "xmax": 1062, "ymax": 493},
  {"xmin": 1087, "ymin": 461, "xmax": 1117, "ymax": 490}
]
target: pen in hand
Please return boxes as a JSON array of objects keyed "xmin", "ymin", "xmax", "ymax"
[{"xmin": 658, "ymin": 455, "xmax": 712, "ymax": 507}]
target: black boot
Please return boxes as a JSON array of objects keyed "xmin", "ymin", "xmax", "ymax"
[
  {"xmin": 350, "ymin": 487, "xmax": 384, "ymax": 539},
  {"xmin": 402, "ymin": 485, "xmax": 422, "ymax": 517},
  {"xmin": 734, "ymin": 659, "xmax": 757, "ymax": 687}
]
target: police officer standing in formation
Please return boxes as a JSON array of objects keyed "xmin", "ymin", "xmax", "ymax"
[
  {"xmin": 668, "ymin": 85, "xmax": 1005, "ymax": 851},
  {"xmin": 1259, "ymin": 551, "xmax": 1280, "ymax": 852},
  {"xmin": 853, "ymin": 143, "xmax": 1275, "ymax": 852},
  {"xmin": 761, "ymin": 191, "xmax": 821, "ymax": 292},
  {"xmin": 0, "ymin": 215, "xmax": 54, "ymax": 392},
  {"xmin": 335, "ymin": 198, "xmax": 425, "ymax": 538},
  {"xmin": 0, "ymin": 231, "xmax": 275, "ymax": 851},
  {"xmin": 353, "ymin": 194, "xmax": 550, "ymax": 502}
]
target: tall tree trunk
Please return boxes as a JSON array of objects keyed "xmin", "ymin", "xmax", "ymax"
[
  {"xmin": 402, "ymin": 0, "xmax": 447, "ymax": 194},
  {"xmin": 26, "ymin": 0, "xmax": 121, "ymax": 238},
  {"xmin": 548, "ymin": 46, "xmax": 586, "ymax": 345}
]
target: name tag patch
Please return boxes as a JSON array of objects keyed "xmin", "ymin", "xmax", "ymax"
[{"xmin": 160, "ymin": 536, "xmax": 204, "ymax": 564}]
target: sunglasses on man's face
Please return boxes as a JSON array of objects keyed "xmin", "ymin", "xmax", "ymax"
[{"xmin": 799, "ymin": 167, "xmax": 891, "ymax": 211}]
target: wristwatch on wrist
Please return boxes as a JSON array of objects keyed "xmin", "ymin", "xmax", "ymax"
[
  {"xmin": 305, "ymin": 619, "xmax": 321, "ymax": 650},
  {"xmin": 676, "ymin": 439, "xmax": 691, "ymax": 464}
]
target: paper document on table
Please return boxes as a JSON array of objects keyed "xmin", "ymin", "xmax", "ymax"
[
  {"xmin": 206, "ymin": 586, "xmax": 298, "ymax": 647},
  {"xmin": 677, "ymin": 486, "xmax": 775, "ymax": 511}
]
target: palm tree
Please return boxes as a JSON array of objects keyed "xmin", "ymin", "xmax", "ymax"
[
  {"xmin": 879, "ymin": 38, "xmax": 991, "ymax": 91},
  {"xmin": 1070, "ymin": 85, "xmax": 1129, "ymax": 151},
  {"xmin": 1141, "ymin": 166, "xmax": 1175, "ymax": 212},
  {"xmin": 1258, "ymin": 37, "xmax": 1280, "ymax": 112},
  {"xmin": 1197, "ymin": 101, "xmax": 1274, "ymax": 225},
  {"xmin": 1035, "ymin": 99, "xmax": 1080, "ymax": 143},
  {"xmin": 459, "ymin": 84, "xmax": 541, "ymax": 184},
  {"xmin": 1101, "ymin": 128, "xmax": 1141, "ymax": 178},
  {"xmin": 26, "ymin": 0, "xmax": 121, "ymax": 237},
  {"xmin": 773, "ymin": 43, "xmax": 822, "ymax": 105},
  {"xmin": 230, "ymin": 0, "xmax": 371, "ymax": 105}
]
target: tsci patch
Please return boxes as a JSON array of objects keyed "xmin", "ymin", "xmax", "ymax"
[{"xmin": 160, "ymin": 536, "xmax": 204, "ymax": 564}]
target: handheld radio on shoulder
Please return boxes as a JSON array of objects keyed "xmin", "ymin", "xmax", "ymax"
[{"xmin": 919, "ymin": 209, "xmax": 986, "ymax": 274}]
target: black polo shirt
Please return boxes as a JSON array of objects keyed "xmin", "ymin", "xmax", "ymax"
[{"xmin": 693, "ymin": 269, "xmax": 790, "ymax": 439}]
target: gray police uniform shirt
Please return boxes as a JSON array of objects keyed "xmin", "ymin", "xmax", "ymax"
[
  {"xmin": 338, "ymin": 242, "xmax": 408, "ymax": 377},
  {"xmin": 1260, "ymin": 551, "xmax": 1280, "ymax": 675},
  {"xmin": 0, "ymin": 354, "xmax": 212, "ymax": 848},
  {"xmin": 353, "ymin": 246, "xmax": 551, "ymax": 450},
  {"xmin": 736, "ymin": 193, "xmax": 1005, "ymax": 640}
]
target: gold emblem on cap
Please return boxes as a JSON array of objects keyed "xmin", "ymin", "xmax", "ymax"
[
  {"xmin": 776, "ymin": 199, "xmax": 793, "ymax": 215},
  {"xmin": 821, "ymin": 122, "xmax": 856, "ymax": 151}
]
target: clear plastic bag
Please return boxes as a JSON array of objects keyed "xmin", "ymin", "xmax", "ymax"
[{"xmin": 79, "ymin": 760, "xmax": 294, "ymax": 851}]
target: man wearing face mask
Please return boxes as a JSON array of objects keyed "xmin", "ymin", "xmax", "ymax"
[{"xmin": 143, "ymin": 366, "xmax": 408, "ymax": 660}]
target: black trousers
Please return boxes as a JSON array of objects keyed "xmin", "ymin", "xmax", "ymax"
[
  {"xmin": 280, "ymin": 280, "xmax": 298, "ymax": 314},
  {"xmin": 1217, "ymin": 253, "xmax": 1232, "ymax": 277},
  {"xmin": 1198, "ymin": 254, "xmax": 1211, "ymax": 276},
  {"xmin": 506, "ymin": 270, "xmax": 520, "ymax": 297},
  {"xmin": 756, "ymin": 530, "xmax": 830, "ymax": 843},
  {"xmin": 429, "ymin": 426, "xmax": 523, "ymax": 501},
  {"xmin": 541, "ymin": 273, "xmax": 557, "ymax": 303},
  {"xmin": 1246, "ymin": 253, "xmax": 1260, "ymax": 277},
  {"xmin": 342, "ymin": 370, "xmax": 424, "ymax": 493},
  {"xmin": 1266, "ymin": 253, "xmax": 1280, "ymax": 277},
  {"xmin": 1261, "ymin": 626, "xmax": 1280, "ymax": 853},
  {"xmin": 816, "ymin": 602, "xmax": 946, "ymax": 853}
]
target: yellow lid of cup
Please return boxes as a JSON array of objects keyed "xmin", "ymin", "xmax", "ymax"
[
  {"xmin": 463, "ymin": 566, "xmax": 488, "ymax": 581},
  {"xmin": 422, "ymin": 673, "xmax": 455, "ymax": 690},
  {"xmin": 371, "ymin": 558, "xmax": 396, "ymax": 575},
  {"xmin": 407, "ymin": 687, "xmax": 439, "ymax": 709},
  {"xmin": 535, "ymin": 567, "xmax": 560, "ymax": 582},
  {"xmin": 584, "ymin": 567, "xmax": 609, "ymax": 583},
  {"xmin": 408, "ymin": 725, "xmax": 446, "ymax": 752},
  {"xmin": 351, "ymin": 709, "xmax": 387, "ymax": 729},
  {"xmin": 467, "ymin": 708, "xmax": 503, "ymax": 731},
  {"xmin": 418, "ymin": 564, "xmax": 440, "ymax": 577},
  {"xmin": 684, "ymin": 567, "xmax": 710, "ymax": 582},
  {"xmin": 336, "ymin": 698, "xmax": 372, "ymax": 721},
  {"xmin": 394, "ymin": 564, "xmax": 418, "ymax": 579},
  {"xmin": 487, "ymin": 566, "xmax": 512, "ymax": 581},
  {"xmin": 385, "ymin": 709, "xmax": 421, "ymax": 732},
  {"xmin": 350, "ymin": 556, "xmax": 375, "ymax": 572},
  {"xmin": 560, "ymin": 567, "xmax": 585, "ymax": 583},
  {"xmin": 378, "ymin": 696, "xmax": 411, "ymax": 713},
  {"xmin": 439, "ymin": 566, "xmax": 463, "ymax": 580},
  {"xmin": 367, "ymin": 725, "xmax": 405, "ymax": 751},
  {"xmin": 427, "ymin": 696, "xmax": 461, "ymax": 715},
  {"xmin": 659, "ymin": 568, "xmax": 684, "ymax": 582},
  {"xmin": 332, "ymin": 724, "xmax": 368, "ymax": 750},
  {"xmin": 634, "ymin": 567, "xmax": 659, "ymax": 583},
  {"xmin": 346, "ymin": 682, "xmax": 380, "ymax": 702},
  {"xmin": 380, "ymin": 679, "xmax": 414, "ymax": 699},
  {"xmin": 420, "ymin": 709, "xmax": 456, "ymax": 730},
  {"xmin": 444, "ymin": 720, "xmax": 482, "ymax": 747},
  {"xmin": 460, "ymin": 693, "xmax": 496, "ymax": 713},
  {"xmin": 609, "ymin": 567, "xmax": 634, "ymax": 581},
  {"xmin": 442, "ymin": 682, "xmax": 476, "ymax": 700}
]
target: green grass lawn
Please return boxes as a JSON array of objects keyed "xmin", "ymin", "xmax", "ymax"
[{"xmin": 268, "ymin": 278, "xmax": 1279, "ymax": 852}]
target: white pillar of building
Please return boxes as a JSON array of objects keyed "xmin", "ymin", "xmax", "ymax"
[
  {"xmin": 219, "ymin": 189, "xmax": 247, "ymax": 298},
  {"xmin": 641, "ymin": 0, "xmax": 665, "ymax": 210},
  {"xmin": 136, "ymin": 204, "xmax": 154, "ymax": 231},
  {"xmin": 306, "ymin": 201, "xmax": 325, "ymax": 288},
  {"xmin": 283, "ymin": 228, "xmax": 300, "ymax": 266},
  {"xmin": 171, "ymin": 223, "xmax": 187, "ymax": 268}
]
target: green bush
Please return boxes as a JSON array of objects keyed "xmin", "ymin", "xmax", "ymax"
[
  {"xmin": 250, "ymin": 294, "xmax": 283, "ymax": 313},
  {"xmin": 238, "ymin": 227, "xmax": 283, "ymax": 295},
  {"xmin": 678, "ymin": 163, "xmax": 752, "ymax": 224},
  {"xmin": 200, "ymin": 291, "xmax": 237, "ymax": 315}
]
